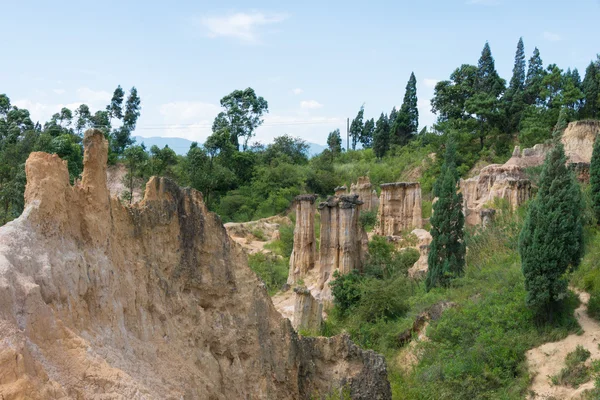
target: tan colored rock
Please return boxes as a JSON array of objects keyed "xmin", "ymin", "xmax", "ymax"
[
  {"xmin": 561, "ymin": 120, "xmax": 600, "ymax": 163},
  {"xmin": 334, "ymin": 185, "xmax": 348, "ymax": 196},
  {"xmin": 376, "ymin": 182, "xmax": 422, "ymax": 236},
  {"xmin": 460, "ymin": 164, "xmax": 532, "ymax": 226},
  {"xmin": 317, "ymin": 195, "xmax": 367, "ymax": 300},
  {"xmin": 288, "ymin": 194, "xmax": 318, "ymax": 284},
  {"xmin": 350, "ymin": 176, "xmax": 379, "ymax": 212},
  {"xmin": 0, "ymin": 129, "xmax": 391, "ymax": 400},
  {"xmin": 407, "ymin": 229, "xmax": 432, "ymax": 278},
  {"xmin": 292, "ymin": 286, "xmax": 323, "ymax": 333}
]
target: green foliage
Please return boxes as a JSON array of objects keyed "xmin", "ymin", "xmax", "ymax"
[
  {"xmin": 264, "ymin": 222, "xmax": 294, "ymax": 258},
  {"xmin": 247, "ymin": 253, "xmax": 288, "ymax": 295},
  {"xmin": 363, "ymin": 236, "xmax": 419, "ymax": 279},
  {"xmin": 327, "ymin": 128, "xmax": 342, "ymax": 154},
  {"xmin": 359, "ymin": 210, "xmax": 377, "ymax": 232},
  {"xmin": 391, "ymin": 72, "xmax": 418, "ymax": 146},
  {"xmin": 519, "ymin": 143, "xmax": 583, "ymax": 315},
  {"xmin": 426, "ymin": 138, "xmax": 465, "ymax": 291},
  {"xmin": 329, "ymin": 270, "xmax": 363, "ymax": 314},
  {"xmin": 550, "ymin": 345, "xmax": 592, "ymax": 388},
  {"xmin": 349, "ymin": 106, "xmax": 364, "ymax": 150},
  {"xmin": 373, "ymin": 113, "xmax": 390, "ymax": 159}
]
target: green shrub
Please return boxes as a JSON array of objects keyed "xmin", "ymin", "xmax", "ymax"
[
  {"xmin": 359, "ymin": 210, "xmax": 377, "ymax": 232},
  {"xmin": 248, "ymin": 253, "xmax": 288, "ymax": 295},
  {"xmin": 550, "ymin": 345, "xmax": 591, "ymax": 388},
  {"xmin": 264, "ymin": 222, "xmax": 294, "ymax": 258},
  {"xmin": 355, "ymin": 276, "xmax": 413, "ymax": 322},
  {"xmin": 329, "ymin": 270, "xmax": 363, "ymax": 314},
  {"xmin": 588, "ymin": 292, "xmax": 600, "ymax": 320},
  {"xmin": 364, "ymin": 236, "xmax": 419, "ymax": 279}
]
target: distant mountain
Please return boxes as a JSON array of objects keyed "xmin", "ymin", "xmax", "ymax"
[{"xmin": 133, "ymin": 136, "xmax": 327, "ymax": 157}]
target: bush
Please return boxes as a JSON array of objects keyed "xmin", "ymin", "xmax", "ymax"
[
  {"xmin": 248, "ymin": 253, "xmax": 288, "ymax": 295},
  {"xmin": 264, "ymin": 222, "xmax": 294, "ymax": 258},
  {"xmin": 551, "ymin": 345, "xmax": 591, "ymax": 388},
  {"xmin": 356, "ymin": 276, "xmax": 413, "ymax": 322},
  {"xmin": 359, "ymin": 210, "xmax": 377, "ymax": 232},
  {"xmin": 329, "ymin": 270, "xmax": 363, "ymax": 314},
  {"xmin": 364, "ymin": 236, "xmax": 419, "ymax": 279}
]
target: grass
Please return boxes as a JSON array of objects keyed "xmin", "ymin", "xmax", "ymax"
[
  {"xmin": 323, "ymin": 206, "xmax": 580, "ymax": 399},
  {"xmin": 550, "ymin": 345, "xmax": 592, "ymax": 388},
  {"xmin": 248, "ymin": 253, "xmax": 288, "ymax": 295}
]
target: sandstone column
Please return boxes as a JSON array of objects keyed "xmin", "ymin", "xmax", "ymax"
[
  {"xmin": 376, "ymin": 182, "xmax": 422, "ymax": 236},
  {"xmin": 287, "ymin": 194, "xmax": 318, "ymax": 284},
  {"xmin": 350, "ymin": 176, "xmax": 379, "ymax": 212},
  {"xmin": 317, "ymin": 195, "xmax": 366, "ymax": 300},
  {"xmin": 292, "ymin": 286, "xmax": 323, "ymax": 333}
]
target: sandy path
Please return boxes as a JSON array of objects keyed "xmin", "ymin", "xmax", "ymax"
[{"xmin": 527, "ymin": 290, "xmax": 600, "ymax": 399}]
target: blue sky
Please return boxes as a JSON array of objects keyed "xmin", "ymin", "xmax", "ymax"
[{"xmin": 2, "ymin": 0, "xmax": 599, "ymax": 149}]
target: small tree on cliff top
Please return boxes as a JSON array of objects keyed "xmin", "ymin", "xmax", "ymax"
[
  {"xmin": 426, "ymin": 138, "xmax": 465, "ymax": 291},
  {"xmin": 519, "ymin": 143, "xmax": 583, "ymax": 317}
]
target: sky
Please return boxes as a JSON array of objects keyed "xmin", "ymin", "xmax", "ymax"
[{"xmin": 2, "ymin": 0, "xmax": 600, "ymax": 151}]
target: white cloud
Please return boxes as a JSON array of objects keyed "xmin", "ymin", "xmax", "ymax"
[
  {"xmin": 199, "ymin": 12, "xmax": 288, "ymax": 43},
  {"xmin": 466, "ymin": 0, "xmax": 500, "ymax": 5},
  {"xmin": 300, "ymin": 100, "xmax": 323, "ymax": 109},
  {"xmin": 76, "ymin": 87, "xmax": 111, "ymax": 104},
  {"xmin": 159, "ymin": 101, "xmax": 220, "ymax": 122},
  {"xmin": 292, "ymin": 88, "xmax": 303, "ymax": 95},
  {"xmin": 423, "ymin": 79, "xmax": 440, "ymax": 89},
  {"xmin": 53, "ymin": 89, "xmax": 66, "ymax": 95},
  {"xmin": 255, "ymin": 114, "xmax": 343, "ymax": 144},
  {"xmin": 149, "ymin": 101, "xmax": 222, "ymax": 142},
  {"xmin": 542, "ymin": 31, "xmax": 561, "ymax": 42}
]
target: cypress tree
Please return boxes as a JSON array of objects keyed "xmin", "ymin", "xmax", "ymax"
[
  {"xmin": 372, "ymin": 113, "xmax": 390, "ymax": 159},
  {"xmin": 392, "ymin": 72, "xmax": 419, "ymax": 146},
  {"xmin": 426, "ymin": 138, "xmax": 465, "ymax": 291},
  {"xmin": 508, "ymin": 37, "xmax": 526, "ymax": 93},
  {"xmin": 591, "ymin": 134, "xmax": 600, "ymax": 222},
  {"xmin": 361, "ymin": 118, "xmax": 375, "ymax": 149},
  {"xmin": 504, "ymin": 38, "xmax": 527, "ymax": 131},
  {"xmin": 524, "ymin": 47, "xmax": 545, "ymax": 105},
  {"xmin": 581, "ymin": 61, "xmax": 599, "ymax": 119},
  {"xmin": 349, "ymin": 106, "xmax": 364, "ymax": 150},
  {"xmin": 519, "ymin": 143, "xmax": 583, "ymax": 316}
]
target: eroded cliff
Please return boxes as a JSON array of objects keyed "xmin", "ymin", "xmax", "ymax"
[{"xmin": 0, "ymin": 130, "xmax": 391, "ymax": 400}]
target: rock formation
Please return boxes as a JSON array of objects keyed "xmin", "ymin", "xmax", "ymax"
[
  {"xmin": 292, "ymin": 287, "xmax": 323, "ymax": 333},
  {"xmin": 407, "ymin": 228, "xmax": 432, "ymax": 278},
  {"xmin": 561, "ymin": 120, "xmax": 600, "ymax": 164},
  {"xmin": 376, "ymin": 182, "xmax": 422, "ymax": 236},
  {"xmin": 288, "ymin": 194, "xmax": 318, "ymax": 285},
  {"xmin": 0, "ymin": 130, "xmax": 391, "ymax": 399},
  {"xmin": 317, "ymin": 195, "xmax": 367, "ymax": 299},
  {"xmin": 350, "ymin": 176, "xmax": 379, "ymax": 213},
  {"xmin": 334, "ymin": 185, "xmax": 348, "ymax": 196},
  {"xmin": 460, "ymin": 164, "xmax": 532, "ymax": 225}
]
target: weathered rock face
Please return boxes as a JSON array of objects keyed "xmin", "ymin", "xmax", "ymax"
[
  {"xmin": 376, "ymin": 182, "xmax": 422, "ymax": 236},
  {"xmin": 0, "ymin": 130, "xmax": 391, "ymax": 400},
  {"xmin": 460, "ymin": 164, "xmax": 532, "ymax": 226},
  {"xmin": 334, "ymin": 185, "xmax": 348, "ymax": 196},
  {"xmin": 350, "ymin": 176, "xmax": 379, "ymax": 213},
  {"xmin": 288, "ymin": 194, "xmax": 318, "ymax": 285},
  {"xmin": 292, "ymin": 287, "xmax": 323, "ymax": 333},
  {"xmin": 317, "ymin": 195, "xmax": 367, "ymax": 299},
  {"xmin": 407, "ymin": 228, "xmax": 432, "ymax": 278},
  {"xmin": 561, "ymin": 120, "xmax": 600, "ymax": 164}
]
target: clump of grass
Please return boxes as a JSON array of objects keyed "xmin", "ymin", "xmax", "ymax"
[
  {"xmin": 248, "ymin": 253, "xmax": 288, "ymax": 295},
  {"xmin": 251, "ymin": 228, "xmax": 267, "ymax": 241},
  {"xmin": 550, "ymin": 345, "xmax": 592, "ymax": 388}
]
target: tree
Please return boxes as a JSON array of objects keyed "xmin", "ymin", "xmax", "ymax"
[
  {"xmin": 149, "ymin": 144, "xmax": 177, "ymax": 176},
  {"xmin": 519, "ymin": 143, "xmax": 583, "ymax": 316},
  {"xmin": 263, "ymin": 135, "xmax": 309, "ymax": 165},
  {"xmin": 327, "ymin": 128, "xmax": 342, "ymax": 155},
  {"xmin": 349, "ymin": 106, "xmax": 364, "ymax": 150},
  {"xmin": 123, "ymin": 144, "xmax": 148, "ymax": 204},
  {"xmin": 372, "ymin": 113, "xmax": 390, "ymax": 159},
  {"xmin": 112, "ymin": 87, "xmax": 141, "ymax": 156},
  {"xmin": 426, "ymin": 138, "xmax": 465, "ymax": 291},
  {"xmin": 504, "ymin": 37, "xmax": 526, "ymax": 131},
  {"xmin": 581, "ymin": 61, "xmax": 599, "ymax": 119},
  {"xmin": 392, "ymin": 72, "xmax": 418, "ymax": 145},
  {"xmin": 107, "ymin": 85, "xmax": 125, "ymax": 122},
  {"xmin": 524, "ymin": 47, "xmax": 545, "ymax": 106},
  {"xmin": 591, "ymin": 134, "xmax": 600, "ymax": 222},
  {"xmin": 431, "ymin": 64, "xmax": 478, "ymax": 126},
  {"xmin": 212, "ymin": 88, "xmax": 268, "ymax": 151},
  {"xmin": 75, "ymin": 104, "xmax": 91, "ymax": 135},
  {"xmin": 361, "ymin": 118, "xmax": 375, "ymax": 148}
]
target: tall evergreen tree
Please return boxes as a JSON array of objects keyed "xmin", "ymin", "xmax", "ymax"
[
  {"xmin": 508, "ymin": 37, "xmax": 526, "ymax": 93},
  {"xmin": 372, "ymin": 113, "xmax": 390, "ymax": 159},
  {"xmin": 426, "ymin": 138, "xmax": 465, "ymax": 291},
  {"xmin": 519, "ymin": 143, "xmax": 583, "ymax": 316},
  {"xmin": 524, "ymin": 47, "xmax": 545, "ymax": 105},
  {"xmin": 360, "ymin": 118, "xmax": 375, "ymax": 148},
  {"xmin": 591, "ymin": 134, "xmax": 600, "ymax": 222},
  {"xmin": 327, "ymin": 128, "xmax": 342, "ymax": 154},
  {"xmin": 581, "ymin": 61, "xmax": 599, "ymax": 119},
  {"xmin": 392, "ymin": 72, "xmax": 419, "ymax": 145},
  {"xmin": 349, "ymin": 106, "xmax": 364, "ymax": 150},
  {"xmin": 504, "ymin": 38, "xmax": 527, "ymax": 131},
  {"xmin": 106, "ymin": 85, "xmax": 125, "ymax": 122}
]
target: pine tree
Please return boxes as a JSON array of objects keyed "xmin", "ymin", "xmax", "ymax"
[
  {"xmin": 392, "ymin": 72, "xmax": 419, "ymax": 146},
  {"xmin": 524, "ymin": 47, "xmax": 545, "ymax": 105},
  {"xmin": 349, "ymin": 106, "xmax": 364, "ymax": 150},
  {"xmin": 360, "ymin": 118, "xmax": 375, "ymax": 148},
  {"xmin": 372, "ymin": 113, "xmax": 390, "ymax": 159},
  {"xmin": 591, "ymin": 134, "xmax": 600, "ymax": 222},
  {"xmin": 581, "ymin": 61, "xmax": 599, "ymax": 119},
  {"xmin": 519, "ymin": 143, "xmax": 583, "ymax": 316},
  {"xmin": 426, "ymin": 138, "xmax": 465, "ymax": 291},
  {"xmin": 475, "ymin": 42, "xmax": 505, "ymax": 96},
  {"xmin": 508, "ymin": 37, "xmax": 526, "ymax": 93}
]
